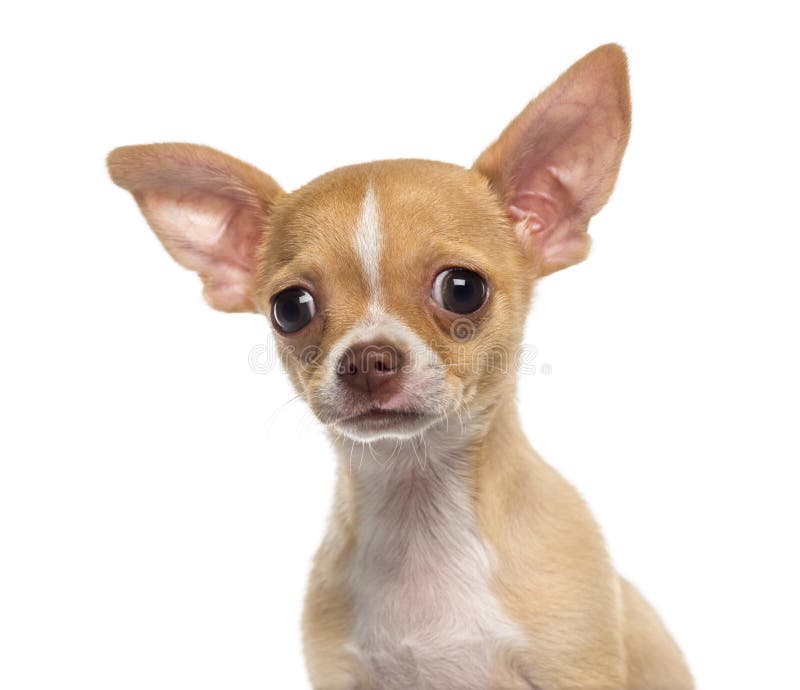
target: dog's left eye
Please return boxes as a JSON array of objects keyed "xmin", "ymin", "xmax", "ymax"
[
  {"xmin": 432, "ymin": 268, "xmax": 487, "ymax": 314},
  {"xmin": 272, "ymin": 287, "xmax": 316, "ymax": 333}
]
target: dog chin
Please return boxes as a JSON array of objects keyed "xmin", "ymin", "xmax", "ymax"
[{"xmin": 332, "ymin": 409, "xmax": 439, "ymax": 442}]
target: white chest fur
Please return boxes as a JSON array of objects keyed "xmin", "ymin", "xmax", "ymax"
[{"xmin": 344, "ymin": 432, "xmax": 522, "ymax": 690}]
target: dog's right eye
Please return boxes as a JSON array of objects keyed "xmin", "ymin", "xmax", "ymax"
[{"xmin": 272, "ymin": 287, "xmax": 316, "ymax": 333}]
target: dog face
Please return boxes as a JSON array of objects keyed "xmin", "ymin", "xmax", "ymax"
[
  {"xmin": 255, "ymin": 160, "xmax": 532, "ymax": 441},
  {"xmin": 108, "ymin": 44, "xmax": 630, "ymax": 442}
]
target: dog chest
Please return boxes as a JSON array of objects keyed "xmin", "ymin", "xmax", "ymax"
[{"xmin": 347, "ymin": 446, "xmax": 521, "ymax": 689}]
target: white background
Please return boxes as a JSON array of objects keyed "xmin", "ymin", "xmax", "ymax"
[{"xmin": 2, "ymin": 2, "xmax": 799, "ymax": 688}]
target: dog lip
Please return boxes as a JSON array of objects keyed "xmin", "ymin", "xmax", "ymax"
[{"xmin": 336, "ymin": 407, "xmax": 426, "ymax": 425}]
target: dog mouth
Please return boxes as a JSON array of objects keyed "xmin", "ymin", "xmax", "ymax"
[
  {"xmin": 333, "ymin": 406, "xmax": 432, "ymax": 438},
  {"xmin": 339, "ymin": 407, "xmax": 426, "ymax": 426}
]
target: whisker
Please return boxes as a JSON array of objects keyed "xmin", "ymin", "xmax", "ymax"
[
  {"xmin": 358, "ymin": 441, "xmax": 366, "ymax": 471},
  {"xmin": 348, "ymin": 438, "xmax": 357, "ymax": 474},
  {"xmin": 264, "ymin": 393, "xmax": 303, "ymax": 429}
]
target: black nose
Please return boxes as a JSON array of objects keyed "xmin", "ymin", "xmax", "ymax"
[{"xmin": 337, "ymin": 341, "xmax": 404, "ymax": 395}]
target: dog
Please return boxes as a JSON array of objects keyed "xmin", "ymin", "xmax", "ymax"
[{"xmin": 108, "ymin": 44, "xmax": 693, "ymax": 690}]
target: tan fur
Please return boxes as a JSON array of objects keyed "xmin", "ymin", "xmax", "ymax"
[{"xmin": 108, "ymin": 44, "xmax": 692, "ymax": 689}]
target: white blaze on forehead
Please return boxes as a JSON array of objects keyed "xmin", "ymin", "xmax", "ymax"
[{"xmin": 354, "ymin": 183, "xmax": 383, "ymax": 302}]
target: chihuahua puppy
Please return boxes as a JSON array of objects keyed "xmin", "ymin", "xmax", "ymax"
[{"xmin": 108, "ymin": 44, "xmax": 692, "ymax": 690}]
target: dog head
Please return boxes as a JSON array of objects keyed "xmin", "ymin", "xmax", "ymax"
[{"xmin": 108, "ymin": 44, "xmax": 630, "ymax": 442}]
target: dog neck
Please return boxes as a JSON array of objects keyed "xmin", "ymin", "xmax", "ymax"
[
  {"xmin": 327, "ymin": 390, "xmax": 527, "ymax": 684},
  {"xmin": 328, "ymin": 387, "xmax": 531, "ymax": 543}
]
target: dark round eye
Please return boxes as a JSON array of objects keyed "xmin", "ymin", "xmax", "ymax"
[
  {"xmin": 432, "ymin": 268, "xmax": 487, "ymax": 314},
  {"xmin": 272, "ymin": 287, "xmax": 316, "ymax": 333}
]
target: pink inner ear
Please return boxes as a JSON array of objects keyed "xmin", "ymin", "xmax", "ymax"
[
  {"xmin": 108, "ymin": 143, "xmax": 284, "ymax": 311},
  {"xmin": 474, "ymin": 45, "xmax": 631, "ymax": 274},
  {"xmin": 140, "ymin": 188, "xmax": 262, "ymax": 312},
  {"xmin": 507, "ymin": 165, "xmax": 590, "ymax": 270},
  {"xmin": 500, "ymin": 96, "xmax": 625, "ymax": 271}
]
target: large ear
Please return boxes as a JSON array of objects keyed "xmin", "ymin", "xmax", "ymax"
[
  {"xmin": 107, "ymin": 143, "xmax": 284, "ymax": 312},
  {"xmin": 474, "ymin": 44, "xmax": 631, "ymax": 275}
]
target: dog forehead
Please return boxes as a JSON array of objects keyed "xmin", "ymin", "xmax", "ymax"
[{"xmin": 269, "ymin": 160, "xmax": 507, "ymax": 265}]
